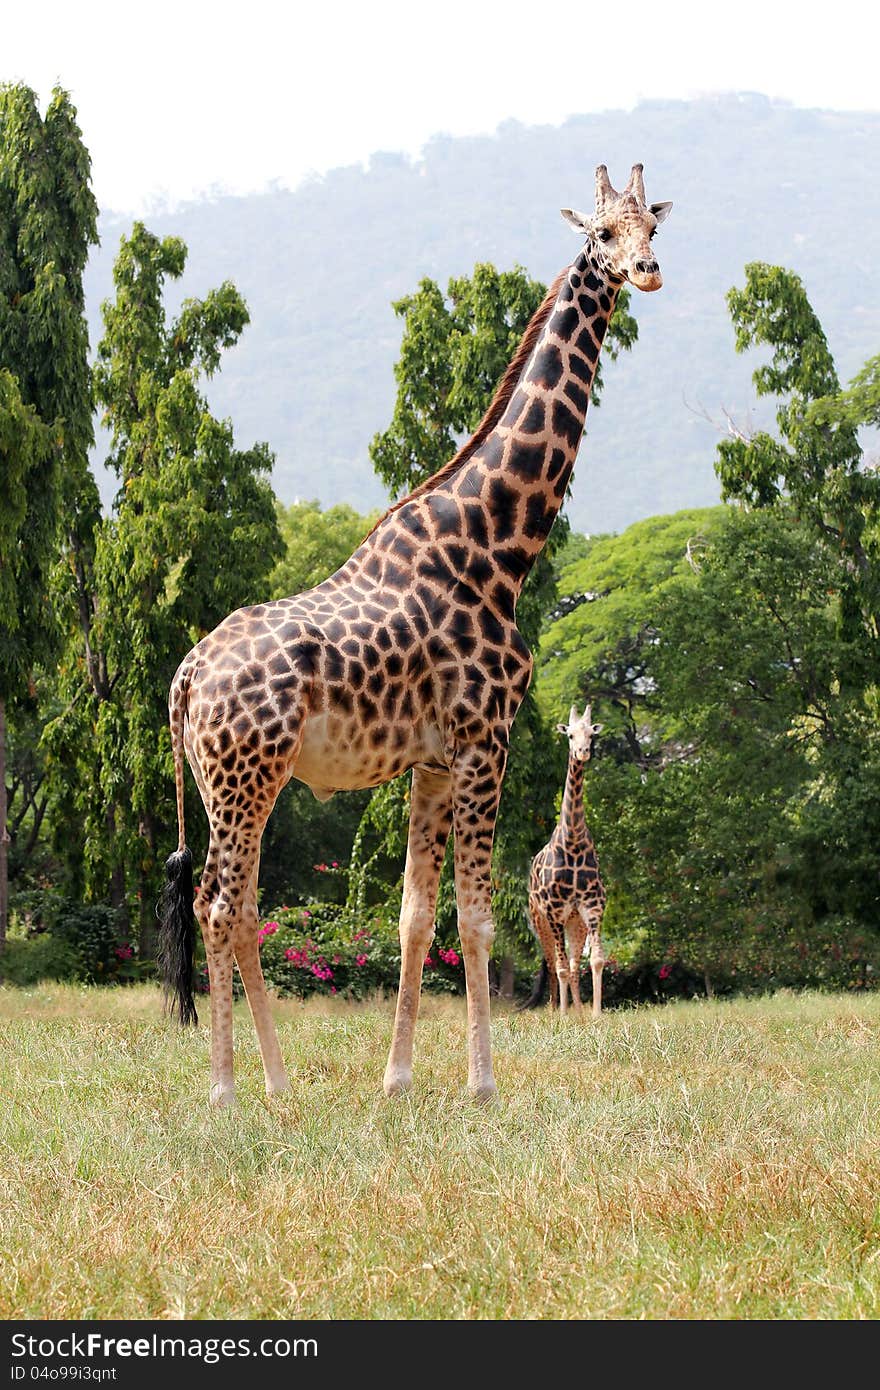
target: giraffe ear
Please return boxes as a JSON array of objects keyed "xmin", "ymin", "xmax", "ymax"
[
  {"xmin": 555, "ymin": 723, "xmax": 570, "ymax": 736},
  {"xmin": 561, "ymin": 208, "xmax": 592, "ymax": 235},
  {"xmin": 650, "ymin": 201, "xmax": 673, "ymax": 225},
  {"xmin": 591, "ymin": 723, "xmax": 605, "ymax": 735}
]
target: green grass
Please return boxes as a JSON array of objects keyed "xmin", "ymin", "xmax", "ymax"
[{"xmin": 1, "ymin": 983, "xmax": 879, "ymax": 1319}]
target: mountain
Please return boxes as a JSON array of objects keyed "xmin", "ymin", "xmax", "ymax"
[{"xmin": 83, "ymin": 94, "xmax": 880, "ymax": 536}]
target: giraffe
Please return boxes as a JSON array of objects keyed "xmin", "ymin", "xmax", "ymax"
[
  {"xmin": 525, "ymin": 703, "xmax": 607, "ymax": 1018},
  {"xmin": 157, "ymin": 162, "xmax": 672, "ymax": 1106}
]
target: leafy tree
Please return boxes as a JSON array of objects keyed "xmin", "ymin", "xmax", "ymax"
[
  {"xmin": 717, "ymin": 262, "xmax": 879, "ymax": 654},
  {"xmin": 714, "ymin": 263, "xmax": 880, "ymax": 944},
  {"xmin": 536, "ymin": 508, "xmax": 723, "ymax": 767},
  {"xmin": 45, "ymin": 224, "xmax": 282, "ymax": 946},
  {"xmin": 270, "ymin": 499, "xmax": 378, "ymax": 597},
  {"xmin": 0, "ymin": 85, "xmax": 98, "ymax": 948}
]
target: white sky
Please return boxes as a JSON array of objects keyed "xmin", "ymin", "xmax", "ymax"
[{"xmin": 5, "ymin": 0, "xmax": 879, "ymax": 213}]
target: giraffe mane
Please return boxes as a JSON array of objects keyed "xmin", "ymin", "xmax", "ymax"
[{"xmin": 363, "ymin": 267, "xmax": 569, "ymax": 539}]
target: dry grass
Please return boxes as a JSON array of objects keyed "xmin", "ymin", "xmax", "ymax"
[{"xmin": 1, "ymin": 983, "xmax": 879, "ymax": 1319}]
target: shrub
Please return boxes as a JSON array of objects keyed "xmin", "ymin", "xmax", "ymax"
[
  {"xmin": 238, "ymin": 901, "xmax": 466, "ymax": 1000},
  {"xmin": 3, "ymin": 890, "xmax": 144, "ymax": 986}
]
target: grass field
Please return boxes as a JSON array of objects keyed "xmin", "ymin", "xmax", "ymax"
[{"xmin": 1, "ymin": 983, "xmax": 878, "ymax": 1320}]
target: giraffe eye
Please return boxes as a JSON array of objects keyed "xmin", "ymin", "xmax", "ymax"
[
  {"xmin": 596, "ymin": 228, "xmax": 612, "ymax": 243},
  {"xmin": 649, "ymin": 227, "xmax": 657, "ymax": 239}
]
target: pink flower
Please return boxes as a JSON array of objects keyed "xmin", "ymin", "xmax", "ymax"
[
  {"xmin": 438, "ymin": 947, "xmax": 460, "ymax": 967},
  {"xmin": 424, "ymin": 955, "xmax": 436, "ymax": 967},
  {"xmin": 114, "ymin": 944, "xmax": 134, "ymax": 960},
  {"xmin": 356, "ymin": 954, "xmax": 367, "ymax": 967},
  {"xmin": 330, "ymin": 986, "xmax": 337, "ymax": 994},
  {"xmin": 659, "ymin": 964, "xmax": 672, "ymax": 980},
  {"xmin": 332, "ymin": 955, "xmax": 340, "ymax": 964}
]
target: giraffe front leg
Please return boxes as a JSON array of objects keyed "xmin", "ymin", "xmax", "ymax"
[
  {"xmin": 528, "ymin": 902, "xmax": 556, "ymax": 1012},
  {"xmin": 566, "ymin": 916, "xmax": 588, "ymax": 1021},
  {"xmin": 549, "ymin": 921, "xmax": 571, "ymax": 1016},
  {"xmin": 580, "ymin": 906, "xmax": 606, "ymax": 1019},
  {"xmin": 451, "ymin": 740, "xmax": 509, "ymax": 1101},
  {"xmin": 383, "ymin": 767, "xmax": 453, "ymax": 1097},
  {"xmin": 590, "ymin": 928, "xmax": 606, "ymax": 1018}
]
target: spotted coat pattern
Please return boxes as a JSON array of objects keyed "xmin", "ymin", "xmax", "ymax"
[
  {"xmin": 166, "ymin": 163, "xmax": 671, "ymax": 1103},
  {"xmin": 529, "ymin": 706, "xmax": 607, "ymax": 1017}
]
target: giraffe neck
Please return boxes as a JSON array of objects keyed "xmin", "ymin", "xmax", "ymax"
[
  {"xmin": 559, "ymin": 753, "xmax": 591, "ymax": 848},
  {"xmin": 435, "ymin": 245, "xmax": 621, "ymax": 615}
]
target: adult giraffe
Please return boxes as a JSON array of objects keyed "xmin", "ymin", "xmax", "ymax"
[
  {"xmin": 525, "ymin": 703, "xmax": 607, "ymax": 1018},
  {"xmin": 158, "ymin": 163, "xmax": 672, "ymax": 1105}
]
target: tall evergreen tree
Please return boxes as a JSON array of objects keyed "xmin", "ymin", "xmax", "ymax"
[{"xmin": 0, "ymin": 84, "xmax": 98, "ymax": 948}]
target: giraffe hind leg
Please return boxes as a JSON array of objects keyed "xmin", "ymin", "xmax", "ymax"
[
  {"xmin": 384, "ymin": 766, "xmax": 453, "ymax": 1096},
  {"xmin": 524, "ymin": 901, "xmax": 555, "ymax": 1011},
  {"xmin": 578, "ymin": 903, "xmax": 606, "ymax": 1019},
  {"xmin": 196, "ymin": 808, "xmax": 287, "ymax": 1105}
]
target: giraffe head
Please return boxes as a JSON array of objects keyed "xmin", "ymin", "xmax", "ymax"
[
  {"xmin": 561, "ymin": 163, "xmax": 672, "ymax": 292},
  {"xmin": 556, "ymin": 702, "xmax": 604, "ymax": 763}
]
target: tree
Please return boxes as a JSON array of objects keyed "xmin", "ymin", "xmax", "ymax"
[
  {"xmin": 716, "ymin": 262, "xmax": 879, "ymax": 654},
  {"xmin": 363, "ymin": 263, "xmax": 639, "ymax": 975},
  {"xmin": 44, "ymin": 224, "xmax": 283, "ymax": 946},
  {"xmin": 535, "ymin": 507, "xmax": 724, "ymax": 764},
  {"xmin": 713, "ymin": 263, "xmax": 880, "ymax": 945},
  {"xmin": 270, "ymin": 499, "xmax": 378, "ymax": 598},
  {"xmin": 0, "ymin": 85, "xmax": 98, "ymax": 949}
]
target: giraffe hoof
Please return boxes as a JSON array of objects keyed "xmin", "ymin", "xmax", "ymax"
[
  {"xmin": 383, "ymin": 1068, "xmax": 413, "ymax": 1097},
  {"xmin": 209, "ymin": 1083, "xmax": 236, "ymax": 1108},
  {"xmin": 468, "ymin": 1080, "xmax": 498, "ymax": 1106},
  {"xmin": 265, "ymin": 1079, "xmax": 290, "ymax": 1096}
]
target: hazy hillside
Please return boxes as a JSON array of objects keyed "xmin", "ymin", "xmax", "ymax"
[{"xmin": 84, "ymin": 94, "xmax": 880, "ymax": 536}]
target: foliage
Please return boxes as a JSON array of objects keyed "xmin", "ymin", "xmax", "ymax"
[
  {"xmin": 0, "ymin": 84, "xmax": 99, "ymax": 947},
  {"xmin": 2, "ymin": 889, "xmax": 141, "ymax": 985},
  {"xmin": 243, "ymin": 900, "xmax": 464, "ymax": 1000},
  {"xmin": 716, "ymin": 261, "xmax": 880, "ymax": 648},
  {"xmin": 270, "ymin": 499, "xmax": 379, "ymax": 598},
  {"xmin": 43, "ymin": 224, "xmax": 283, "ymax": 939},
  {"xmin": 536, "ymin": 507, "xmax": 724, "ymax": 751}
]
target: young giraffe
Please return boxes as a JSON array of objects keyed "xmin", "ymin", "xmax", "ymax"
[
  {"xmin": 158, "ymin": 163, "xmax": 672, "ymax": 1105},
  {"xmin": 527, "ymin": 703, "xmax": 607, "ymax": 1018}
]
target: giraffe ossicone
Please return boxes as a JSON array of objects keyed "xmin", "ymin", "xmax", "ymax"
[{"xmin": 157, "ymin": 164, "xmax": 671, "ymax": 1103}]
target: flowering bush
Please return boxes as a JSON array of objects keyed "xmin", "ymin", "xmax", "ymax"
[
  {"xmin": 255, "ymin": 902, "xmax": 402, "ymax": 999},
  {"xmin": 226, "ymin": 900, "xmax": 466, "ymax": 1000}
]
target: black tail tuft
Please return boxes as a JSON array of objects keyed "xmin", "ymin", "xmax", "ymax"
[
  {"xmin": 516, "ymin": 958, "xmax": 549, "ymax": 1011},
  {"xmin": 156, "ymin": 846, "xmax": 198, "ymax": 1027}
]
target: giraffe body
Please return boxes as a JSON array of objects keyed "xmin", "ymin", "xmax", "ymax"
[
  {"xmin": 528, "ymin": 704, "xmax": 606, "ymax": 1017},
  {"xmin": 158, "ymin": 164, "xmax": 671, "ymax": 1103}
]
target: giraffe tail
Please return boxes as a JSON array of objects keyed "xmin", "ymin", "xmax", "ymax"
[
  {"xmin": 156, "ymin": 670, "xmax": 198, "ymax": 1027},
  {"xmin": 516, "ymin": 958, "xmax": 549, "ymax": 1011}
]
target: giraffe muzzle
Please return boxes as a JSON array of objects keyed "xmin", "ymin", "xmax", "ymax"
[{"xmin": 629, "ymin": 260, "xmax": 663, "ymax": 292}]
